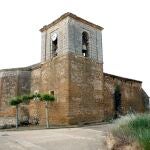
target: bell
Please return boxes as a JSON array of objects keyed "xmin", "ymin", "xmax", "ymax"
[{"xmin": 82, "ymin": 44, "xmax": 87, "ymax": 50}]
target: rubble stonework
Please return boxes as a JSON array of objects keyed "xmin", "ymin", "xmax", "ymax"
[
  {"xmin": 0, "ymin": 13, "xmax": 149, "ymax": 126},
  {"xmin": 103, "ymin": 73, "xmax": 148, "ymax": 118}
]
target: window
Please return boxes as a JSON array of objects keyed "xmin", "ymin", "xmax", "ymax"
[
  {"xmin": 50, "ymin": 91, "xmax": 54, "ymax": 96},
  {"xmin": 82, "ymin": 31, "xmax": 89, "ymax": 57},
  {"xmin": 52, "ymin": 38, "xmax": 58, "ymax": 57},
  {"xmin": 51, "ymin": 33, "xmax": 58, "ymax": 57}
]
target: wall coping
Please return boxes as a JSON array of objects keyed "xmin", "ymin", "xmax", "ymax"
[
  {"xmin": 0, "ymin": 63, "xmax": 41, "ymax": 72},
  {"xmin": 104, "ymin": 72, "xmax": 142, "ymax": 83}
]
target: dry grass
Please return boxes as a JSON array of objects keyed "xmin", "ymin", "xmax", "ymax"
[{"xmin": 111, "ymin": 113, "xmax": 150, "ymax": 150}]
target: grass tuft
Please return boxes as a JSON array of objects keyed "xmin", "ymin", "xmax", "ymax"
[{"xmin": 111, "ymin": 113, "xmax": 150, "ymax": 150}]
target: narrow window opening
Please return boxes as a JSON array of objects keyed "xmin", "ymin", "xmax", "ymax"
[
  {"xmin": 82, "ymin": 32, "xmax": 89, "ymax": 57},
  {"xmin": 52, "ymin": 38, "xmax": 58, "ymax": 57}
]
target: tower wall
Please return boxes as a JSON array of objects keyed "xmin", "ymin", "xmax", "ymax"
[
  {"xmin": 30, "ymin": 53, "xmax": 70, "ymax": 125},
  {"xmin": 41, "ymin": 17, "xmax": 69, "ymax": 62},
  {"xmin": 68, "ymin": 17, "xmax": 103, "ymax": 63},
  {"xmin": 41, "ymin": 15, "xmax": 103, "ymax": 63},
  {"xmin": 68, "ymin": 53, "xmax": 104, "ymax": 124},
  {"xmin": 30, "ymin": 52, "xmax": 104, "ymax": 125}
]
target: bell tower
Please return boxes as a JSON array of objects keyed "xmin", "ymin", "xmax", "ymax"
[
  {"xmin": 40, "ymin": 13, "xmax": 104, "ymax": 124},
  {"xmin": 40, "ymin": 12, "xmax": 103, "ymax": 63}
]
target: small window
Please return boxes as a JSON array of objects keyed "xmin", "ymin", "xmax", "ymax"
[
  {"xmin": 82, "ymin": 31, "xmax": 89, "ymax": 57},
  {"xmin": 50, "ymin": 91, "xmax": 54, "ymax": 95}
]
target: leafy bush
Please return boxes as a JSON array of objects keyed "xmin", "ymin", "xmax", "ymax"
[
  {"xmin": 112, "ymin": 113, "xmax": 150, "ymax": 150},
  {"xmin": 9, "ymin": 97, "xmax": 22, "ymax": 106},
  {"xmin": 33, "ymin": 93, "xmax": 41, "ymax": 99},
  {"xmin": 41, "ymin": 94, "xmax": 55, "ymax": 102},
  {"xmin": 22, "ymin": 95, "xmax": 31, "ymax": 104}
]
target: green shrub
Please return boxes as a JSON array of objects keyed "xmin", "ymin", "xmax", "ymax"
[
  {"xmin": 41, "ymin": 94, "xmax": 55, "ymax": 102},
  {"xmin": 32, "ymin": 93, "xmax": 41, "ymax": 100},
  {"xmin": 9, "ymin": 97, "xmax": 22, "ymax": 106},
  {"xmin": 22, "ymin": 95, "xmax": 31, "ymax": 104}
]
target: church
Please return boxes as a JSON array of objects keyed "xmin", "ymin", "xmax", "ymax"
[{"xmin": 0, "ymin": 13, "xmax": 149, "ymax": 125}]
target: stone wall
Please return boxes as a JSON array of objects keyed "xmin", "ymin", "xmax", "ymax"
[
  {"xmin": 0, "ymin": 68, "xmax": 31, "ymax": 117},
  {"xmin": 0, "ymin": 59, "xmax": 70, "ymax": 125},
  {"xmin": 0, "ymin": 117, "xmax": 16, "ymax": 128},
  {"xmin": 104, "ymin": 73, "xmax": 146, "ymax": 118},
  {"xmin": 68, "ymin": 53, "xmax": 104, "ymax": 124},
  {"xmin": 68, "ymin": 17, "xmax": 103, "ymax": 63},
  {"xmin": 0, "ymin": 13, "xmax": 148, "ymax": 126},
  {"xmin": 41, "ymin": 15, "xmax": 103, "ymax": 63},
  {"xmin": 41, "ymin": 17, "xmax": 69, "ymax": 62},
  {"xmin": 0, "ymin": 58, "xmax": 148, "ymax": 125},
  {"xmin": 31, "ymin": 66, "xmax": 41, "ymax": 94},
  {"xmin": 29, "ymin": 52, "xmax": 105, "ymax": 125},
  {"xmin": 29, "ymin": 53, "xmax": 70, "ymax": 125},
  {"xmin": 0, "ymin": 72, "xmax": 2, "ymax": 111}
]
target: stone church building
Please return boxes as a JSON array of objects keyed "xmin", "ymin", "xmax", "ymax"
[{"xmin": 0, "ymin": 13, "xmax": 149, "ymax": 125}]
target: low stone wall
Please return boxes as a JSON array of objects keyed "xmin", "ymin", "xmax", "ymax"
[{"xmin": 0, "ymin": 117, "xmax": 16, "ymax": 128}]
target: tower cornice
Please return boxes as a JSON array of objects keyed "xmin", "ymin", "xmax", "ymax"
[{"xmin": 40, "ymin": 12, "xmax": 104, "ymax": 32}]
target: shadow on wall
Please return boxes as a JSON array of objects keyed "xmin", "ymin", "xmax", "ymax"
[
  {"xmin": 141, "ymin": 89, "xmax": 149, "ymax": 111},
  {"xmin": 113, "ymin": 85, "xmax": 122, "ymax": 118}
]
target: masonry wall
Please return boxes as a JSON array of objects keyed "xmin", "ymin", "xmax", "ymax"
[
  {"xmin": 41, "ymin": 17, "xmax": 69, "ymax": 62},
  {"xmin": 30, "ymin": 52, "xmax": 105, "ymax": 125},
  {"xmin": 41, "ymin": 16, "xmax": 103, "ymax": 63},
  {"xmin": 0, "ymin": 69, "xmax": 31, "ymax": 117},
  {"xmin": 104, "ymin": 73, "xmax": 145, "ymax": 118},
  {"xmin": 31, "ymin": 66, "xmax": 41, "ymax": 94},
  {"xmin": 68, "ymin": 53, "xmax": 104, "ymax": 124},
  {"xmin": 0, "ymin": 60, "xmax": 148, "ymax": 125},
  {"xmin": 0, "ymin": 72, "xmax": 2, "ymax": 112},
  {"xmin": 29, "ymin": 53, "xmax": 70, "ymax": 125},
  {"xmin": 68, "ymin": 17, "xmax": 103, "ymax": 63}
]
